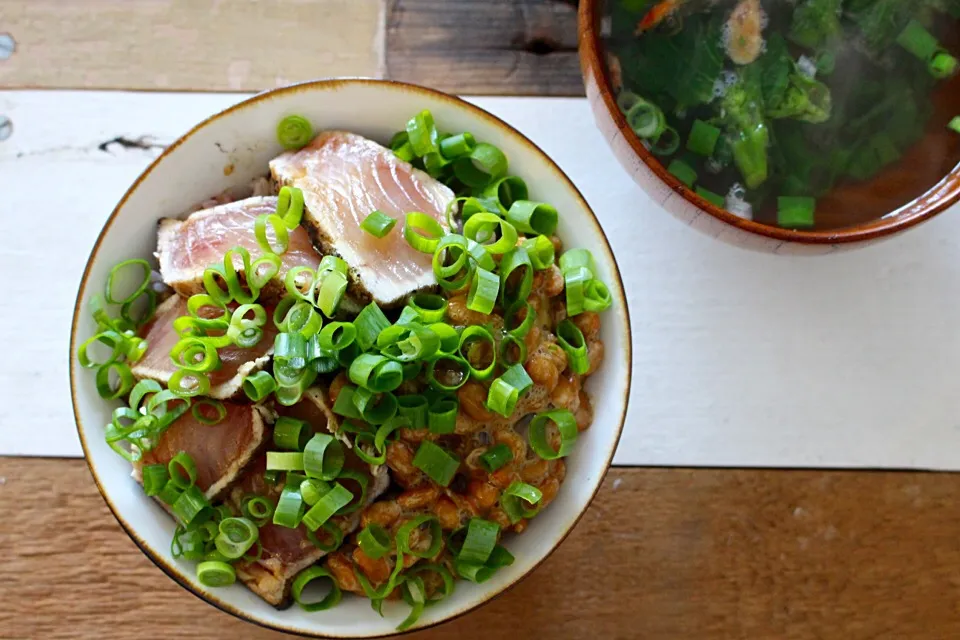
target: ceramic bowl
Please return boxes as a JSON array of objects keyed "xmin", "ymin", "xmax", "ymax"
[
  {"xmin": 69, "ymin": 79, "xmax": 632, "ymax": 637},
  {"xmin": 578, "ymin": 0, "xmax": 960, "ymax": 254}
]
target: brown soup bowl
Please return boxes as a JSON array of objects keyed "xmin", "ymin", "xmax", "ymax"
[{"xmin": 578, "ymin": 0, "xmax": 960, "ymax": 255}]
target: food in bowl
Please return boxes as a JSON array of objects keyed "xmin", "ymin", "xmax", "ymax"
[
  {"xmin": 75, "ymin": 109, "xmax": 613, "ymax": 630},
  {"xmin": 603, "ymin": 0, "xmax": 960, "ymax": 230}
]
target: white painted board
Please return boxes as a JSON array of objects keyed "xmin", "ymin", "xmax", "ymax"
[{"xmin": 1, "ymin": 90, "xmax": 958, "ymax": 468}]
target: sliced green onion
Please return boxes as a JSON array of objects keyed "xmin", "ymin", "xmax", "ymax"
[
  {"xmin": 650, "ymin": 126, "xmax": 681, "ymax": 156},
  {"xmin": 214, "ymin": 516, "xmax": 259, "ymax": 559},
  {"xmin": 170, "ymin": 337, "xmax": 219, "ymax": 373},
  {"xmin": 479, "ymin": 443, "xmax": 513, "ymax": 473},
  {"xmin": 397, "ymin": 395, "xmax": 429, "ymax": 429},
  {"xmin": 95, "ymin": 361, "xmax": 135, "ymax": 400},
  {"xmin": 499, "ymin": 247, "xmax": 533, "ymax": 307},
  {"xmin": 274, "ymin": 416, "xmax": 310, "ymax": 451},
  {"xmin": 378, "ymin": 324, "xmax": 441, "ymax": 362},
  {"xmin": 408, "ymin": 293, "xmax": 447, "ymax": 323},
  {"xmin": 241, "ymin": 495, "xmax": 275, "ymax": 526},
  {"xmin": 172, "ymin": 485, "xmax": 210, "ymax": 525},
  {"xmin": 403, "ymin": 212, "xmax": 445, "ymax": 254},
  {"xmin": 481, "ymin": 175, "xmax": 528, "ymax": 212},
  {"xmin": 272, "ymin": 481, "xmax": 305, "ymax": 528},
  {"xmin": 583, "ymin": 279, "xmax": 612, "ymax": 313},
  {"xmin": 105, "ymin": 259, "xmax": 151, "ymax": 305},
  {"xmin": 430, "ymin": 322, "xmax": 460, "ymax": 354},
  {"xmin": 563, "ymin": 266, "xmax": 592, "ymax": 317},
  {"xmin": 398, "ymin": 576, "xmax": 427, "ymax": 631},
  {"xmin": 197, "ymin": 560, "xmax": 236, "ymax": 587},
  {"xmin": 353, "ymin": 387, "xmax": 399, "ymax": 425},
  {"xmin": 332, "ymin": 386, "xmax": 363, "ymax": 420},
  {"xmin": 172, "ymin": 525, "xmax": 205, "ymax": 561},
  {"xmin": 358, "ymin": 523, "xmax": 392, "ymax": 560},
  {"xmin": 687, "ymin": 119, "xmax": 721, "ymax": 157},
  {"xmin": 304, "ymin": 433, "xmax": 345, "ymax": 481},
  {"xmin": 406, "ymin": 110, "xmax": 439, "ymax": 157},
  {"xmin": 255, "ymin": 213, "xmax": 290, "ymax": 255},
  {"xmin": 453, "ymin": 143, "xmax": 508, "ymax": 188},
  {"xmin": 426, "ymin": 355, "xmax": 470, "ymax": 392},
  {"xmin": 528, "ymin": 409, "xmax": 578, "ymax": 460},
  {"xmin": 504, "ymin": 300, "xmax": 535, "ymax": 338},
  {"xmin": 168, "ymin": 451, "xmax": 198, "ymax": 490},
  {"xmin": 397, "ymin": 306, "xmax": 421, "ymax": 325},
  {"xmin": 266, "ymin": 451, "xmax": 305, "ymax": 471},
  {"xmin": 277, "ymin": 114, "xmax": 313, "ymax": 150},
  {"xmin": 951, "ymin": 117, "xmax": 960, "ymax": 135},
  {"xmin": 458, "ymin": 325, "xmax": 496, "ymax": 381},
  {"xmin": 333, "ymin": 469, "xmax": 369, "ymax": 515},
  {"xmin": 292, "ymin": 566, "xmax": 342, "ymax": 612},
  {"xmin": 412, "ymin": 441, "xmax": 460, "ymax": 487},
  {"xmin": 626, "ymin": 97, "xmax": 666, "ymax": 139},
  {"xmin": 221, "ymin": 246, "xmax": 259, "ymax": 304},
  {"xmin": 668, "ymin": 159, "xmax": 697, "ymax": 187},
  {"xmin": 306, "ymin": 520, "xmax": 344, "ymax": 552},
  {"xmin": 458, "ymin": 518, "xmax": 499, "ymax": 565},
  {"xmin": 249, "ymin": 252, "xmax": 282, "ymax": 291},
  {"xmin": 397, "ymin": 514, "xmax": 443, "ymax": 558},
  {"xmin": 354, "ymin": 432, "xmax": 387, "ymax": 465},
  {"xmin": 300, "ymin": 478, "xmax": 332, "ymax": 506},
  {"xmin": 439, "ymin": 132, "xmax": 477, "ymax": 159},
  {"xmin": 506, "ymin": 201, "xmax": 558, "ymax": 237},
  {"xmin": 276, "ymin": 185, "xmax": 305, "ymax": 229},
  {"xmin": 777, "ymin": 196, "xmax": 816, "ymax": 229},
  {"xmin": 897, "ymin": 20, "xmax": 940, "ymax": 62},
  {"xmin": 372, "ymin": 417, "xmax": 409, "ymax": 456},
  {"xmin": 301, "ymin": 483, "xmax": 353, "ymax": 531},
  {"xmin": 501, "ymin": 481, "xmax": 543, "ymax": 523},
  {"xmin": 696, "ymin": 186, "xmax": 725, "ymax": 208},
  {"xmin": 156, "ymin": 479, "xmax": 183, "ymax": 506},
  {"xmin": 315, "ymin": 269, "xmax": 349, "ymax": 318},
  {"xmin": 557, "ymin": 319, "xmax": 589, "ymax": 374},
  {"xmin": 432, "ymin": 234, "xmax": 472, "ymax": 291},
  {"xmin": 77, "ymin": 331, "xmax": 126, "ymax": 369},
  {"xmin": 428, "ymin": 398, "xmax": 459, "ymax": 435},
  {"xmin": 361, "ymin": 210, "xmax": 397, "ymax": 238},
  {"xmin": 522, "ymin": 235, "xmax": 555, "ymax": 270},
  {"xmin": 191, "ymin": 399, "xmax": 226, "ymax": 426},
  {"xmin": 456, "ymin": 545, "xmax": 514, "ymax": 583},
  {"xmin": 349, "ymin": 353, "xmax": 404, "ymax": 392},
  {"xmin": 317, "ymin": 322, "xmax": 356, "ymax": 351},
  {"xmin": 500, "ymin": 334, "xmax": 527, "ymax": 367},
  {"xmin": 355, "ymin": 302, "xmax": 391, "ymax": 351},
  {"xmin": 463, "ymin": 213, "xmax": 518, "ymax": 255},
  {"xmin": 466, "ymin": 267, "xmax": 499, "ymax": 315},
  {"xmin": 142, "ymin": 464, "xmax": 169, "ymax": 496},
  {"xmin": 243, "ymin": 371, "xmax": 276, "ymax": 402}
]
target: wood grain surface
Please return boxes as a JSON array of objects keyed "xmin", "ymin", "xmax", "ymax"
[
  {"xmin": 0, "ymin": 0, "xmax": 385, "ymax": 91},
  {"xmin": 2, "ymin": 458, "xmax": 959, "ymax": 639},
  {"xmin": 386, "ymin": 0, "xmax": 584, "ymax": 96}
]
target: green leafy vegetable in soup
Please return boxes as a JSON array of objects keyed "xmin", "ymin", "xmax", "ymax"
[{"xmin": 607, "ymin": 0, "xmax": 960, "ymax": 230}]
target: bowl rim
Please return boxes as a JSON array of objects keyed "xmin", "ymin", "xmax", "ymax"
[
  {"xmin": 577, "ymin": 0, "xmax": 960, "ymax": 245},
  {"xmin": 68, "ymin": 77, "xmax": 633, "ymax": 638}
]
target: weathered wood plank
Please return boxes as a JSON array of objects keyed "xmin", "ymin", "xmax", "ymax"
[
  {"xmin": 0, "ymin": 0, "xmax": 384, "ymax": 91},
  {"xmin": 3, "ymin": 458, "xmax": 960, "ymax": 639},
  {"xmin": 385, "ymin": 0, "xmax": 585, "ymax": 96}
]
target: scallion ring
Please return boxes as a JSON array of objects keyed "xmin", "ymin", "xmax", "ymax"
[
  {"xmin": 426, "ymin": 354, "xmax": 470, "ymax": 392},
  {"xmin": 277, "ymin": 114, "xmax": 313, "ymax": 150},
  {"xmin": 243, "ymin": 371, "xmax": 276, "ymax": 402},
  {"xmin": 214, "ymin": 516, "xmax": 259, "ymax": 559},
  {"xmin": 276, "ymin": 185, "xmax": 305, "ymax": 229},
  {"xmin": 306, "ymin": 520, "xmax": 344, "ymax": 552},
  {"xmin": 463, "ymin": 212, "xmax": 518, "ymax": 255},
  {"xmin": 499, "ymin": 247, "xmax": 533, "ymax": 307},
  {"xmin": 522, "ymin": 235, "xmax": 556, "ymax": 270},
  {"xmin": 506, "ymin": 201, "xmax": 558, "ymax": 237},
  {"xmin": 301, "ymin": 482, "xmax": 353, "ymax": 531},
  {"xmin": 292, "ymin": 566, "xmax": 342, "ymax": 612},
  {"xmin": 191, "ymin": 399, "xmax": 226, "ymax": 425},
  {"xmin": 528, "ymin": 408, "xmax": 578, "ymax": 460},
  {"xmin": 197, "ymin": 560, "xmax": 236, "ymax": 587},
  {"xmin": 255, "ymin": 213, "xmax": 289, "ymax": 255},
  {"xmin": 303, "ymin": 433, "xmax": 346, "ymax": 481},
  {"xmin": 105, "ymin": 259, "xmax": 151, "ymax": 305},
  {"xmin": 396, "ymin": 514, "xmax": 444, "ymax": 558},
  {"xmin": 453, "ymin": 143, "xmax": 508, "ymax": 188},
  {"xmin": 501, "ymin": 481, "xmax": 543, "ymax": 523},
  {"xmin": 457, "ymin": 325, "xmax": 496, "ymax": 381},
  {"xmin": 411, "ymin": 442, "xmax": 460, "ymax": 488},
  {"xmin": 466, "ymin": 267, "xmax": 499, "ymax": 315},
  {"xmin": 557, "ymin": 318, "xmax": 589, "ymax": 375},
  {"xmin": 357, "ymin": 523, "xmax": 392, "ymax": 560},
  {"xmin": 403, "ymin": 212, "xmax": 445, "ymax": 254}
]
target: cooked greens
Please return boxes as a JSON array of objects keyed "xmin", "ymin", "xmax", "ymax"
[{"xmin": 607, "ymin": 0, "xmax": 959, "ymax": 229}]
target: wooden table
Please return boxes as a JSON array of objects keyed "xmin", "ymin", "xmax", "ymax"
[{"xmin": 1, "ymin": 2, "xmax": 958, "ymax": 638}]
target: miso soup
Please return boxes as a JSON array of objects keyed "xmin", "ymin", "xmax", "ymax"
[{"xmin": 604, "ymin": 0, "xmax": 960, "ymax": 230}]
